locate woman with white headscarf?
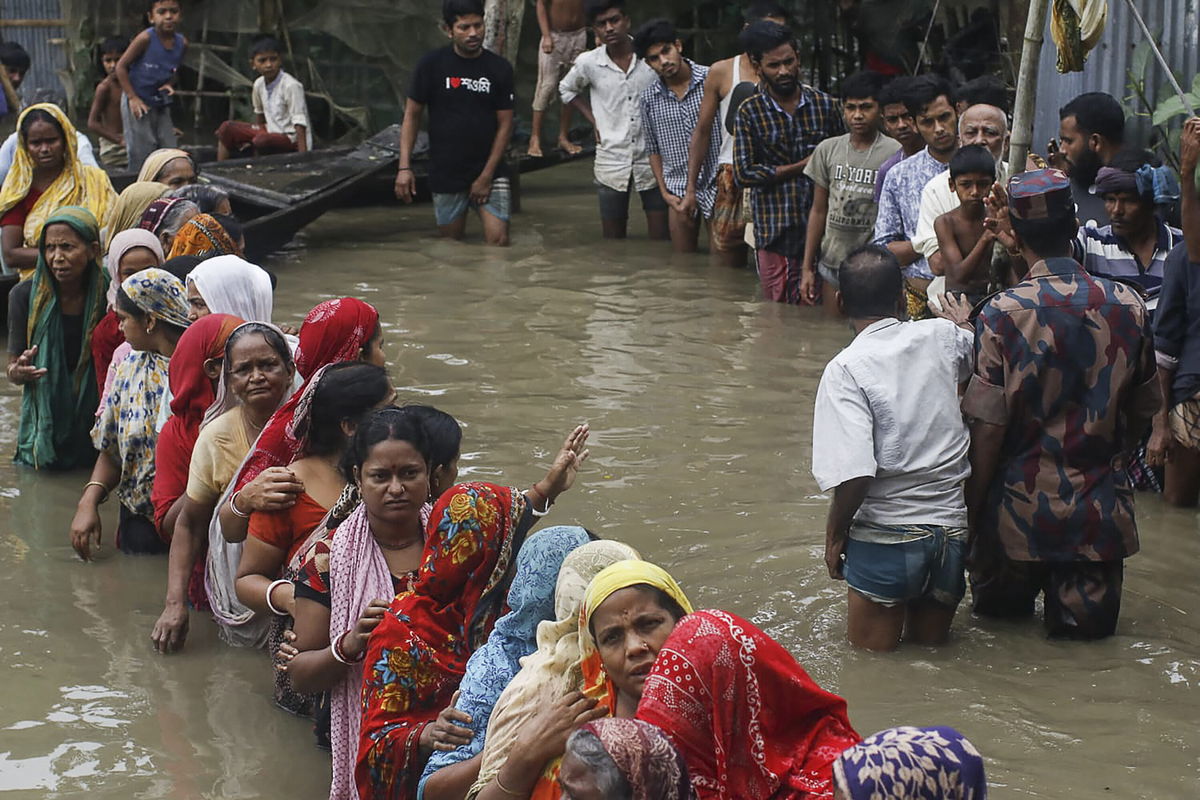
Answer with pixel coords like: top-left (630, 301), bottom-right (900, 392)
top-left (184, 254), bottom-right (275, 323)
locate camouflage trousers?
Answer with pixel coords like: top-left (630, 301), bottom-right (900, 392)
top-left (970, 558), bottom-right (1124, 640)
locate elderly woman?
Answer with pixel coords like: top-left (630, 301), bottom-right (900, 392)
top-left (152, 322), bottom-right (296, 653)
top-left (139, 196), bottom-right (199, 255)
top-left (833, 727), bottom-right (987, 800)
top-left (70, 268), bottom-right (190, 558)
top-left (637, 610), bottom-right (861, 800)
top-left (0, 104), bottom-right (115, 279)
top-left (465, 560), bottom-right (692, 800)
top-left (6, 206), bottom-right (108, 470)
top-left (138, 147), bottom-right (197, 189)
top-left (560, 719), bottom-right (694, 800)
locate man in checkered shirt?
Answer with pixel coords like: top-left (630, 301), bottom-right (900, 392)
top-left (732, 20), bottom-right (844, 304)
top-left (634, 19), bottom-right (721, 253)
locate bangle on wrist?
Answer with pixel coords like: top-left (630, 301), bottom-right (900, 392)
top-left (494, 770), bottom-right (524, 798)
top-left (331, 631), bottom-right (363, 665)
top-left (397, 166), bottom-right (413, 172)
top-left (528, 483), bottom-right (552, 516)
top-left (84, 480), bottom-right (110, 504)
top-left (228, 490), bottom-right (251, 518)
top-left (265, 578), bottom-right (291, 616)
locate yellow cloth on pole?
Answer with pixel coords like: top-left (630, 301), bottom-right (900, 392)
top-left (1052, 0), bottom-right (1108, 73)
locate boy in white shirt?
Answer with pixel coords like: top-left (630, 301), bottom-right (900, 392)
top-left (216, 37), bottom-right (310, 160)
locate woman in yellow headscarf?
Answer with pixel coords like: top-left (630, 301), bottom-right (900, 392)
top-left (102, 180), bottom-right (169, 251)
top-left (465, 560), bottom-right (693, 800)
top-left (0, 104), bottom-right (116, 280)
top-left (137, 148), bottom-right (196, 189)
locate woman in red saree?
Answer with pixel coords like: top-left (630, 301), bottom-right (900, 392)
top-left (355, 482), bottom-right (529, 800)
top-left (637, 610), bottom-right (861, 800)
top-left (150, 313), bottom-right (243, 613)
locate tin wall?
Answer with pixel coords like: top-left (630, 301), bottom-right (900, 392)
top-left (1032, 0), bottom-right (1200, 150)
top-left (1, 0), bottom-right (69, 108)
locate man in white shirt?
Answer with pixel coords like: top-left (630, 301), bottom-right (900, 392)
top-left (559, 0), bottom-right (667, 240)
top-left (812, 243), bottom-right (974, 652)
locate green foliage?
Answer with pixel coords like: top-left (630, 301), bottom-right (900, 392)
top-left (1123, 37), bottom-right (1193, 171)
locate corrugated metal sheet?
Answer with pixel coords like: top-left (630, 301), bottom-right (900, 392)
top-left (1033, 0), bottom-right (1200, 149)
top-left (0, 0), bottom-right (69, 108)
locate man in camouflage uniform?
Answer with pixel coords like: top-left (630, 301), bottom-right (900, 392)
top-left (957, 169), bottom-right (1160, 639)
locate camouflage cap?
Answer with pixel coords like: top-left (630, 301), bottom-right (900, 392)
top-left (1007, 168), bottom-right (1074, 220)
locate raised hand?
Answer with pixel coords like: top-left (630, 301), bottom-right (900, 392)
top-left (536, 423), bottom-right (591, 503)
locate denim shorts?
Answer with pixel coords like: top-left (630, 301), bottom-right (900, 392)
top-left (432, 177), bottom-right (512, 225)
top-left (842, 522), bottom-right (967, 608)
top-left (596, 181), bottom-right (668, 221)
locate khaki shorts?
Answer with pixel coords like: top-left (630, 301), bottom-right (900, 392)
top-left (711, 164), bottom-right (746, 253)
top-left (533, 29), bottom-right (588, 111)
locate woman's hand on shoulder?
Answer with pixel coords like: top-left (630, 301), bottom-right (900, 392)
top-left (241, 467), bottom-right (304, 512)
top-left (537, 423), bottom-right (590, 503)
top-left (420, 690), bottom-right (475, 755)
top-left (7, 347), bottom-right (47, 385)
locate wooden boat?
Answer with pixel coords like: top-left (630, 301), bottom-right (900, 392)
top-left (107, 125), bottom-right (593, 260)
top-left (1, 128), bottom-right (593, 305)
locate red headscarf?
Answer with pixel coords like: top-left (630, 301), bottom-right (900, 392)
top-left (295, 296), bottom-right (380, 379)
top-left (231, 297), bottom-right (380, 494)
top-left (356, 482), bottom-right (528, 800)
top-left (151, 313), bottom-right (243, 608)
top-left (637, 610), bottom-right (860, 800)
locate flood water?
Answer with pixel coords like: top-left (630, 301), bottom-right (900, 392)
top-left (1, 159), bottom-right (1198, 798)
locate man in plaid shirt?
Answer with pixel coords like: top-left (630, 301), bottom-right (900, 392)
top-left (733, 20), bottom-right (844, 304)
top-left (635, 18), bottom-right (720, 253)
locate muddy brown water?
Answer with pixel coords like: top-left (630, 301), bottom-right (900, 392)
top-left (1, 160), bottom-right (1197, 798)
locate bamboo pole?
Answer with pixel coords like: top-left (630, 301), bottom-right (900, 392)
top-left (1121, 0), bottom-right (1197, 117)
top-left (1007, 0), bottom-right (1051, 172)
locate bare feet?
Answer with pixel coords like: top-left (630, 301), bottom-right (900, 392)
top-left (557, 136), bottom-right (582, 156)
top-left (527, 138), bottom-right (545, 158)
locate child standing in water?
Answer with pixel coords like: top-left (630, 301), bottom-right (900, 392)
top-left (116, 0), bottom-right (187, 174)
top-left (88, 36), bottom-right (130, 169)
top-left (933, 144), bottom-right (998, 304)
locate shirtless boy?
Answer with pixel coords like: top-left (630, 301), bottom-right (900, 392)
top-left (933, 144), bottom-right (997, 303)
top-left (88, 36), bottom-right (129, 169)
top-left (529, 0), bottom-right (587, 157)
top-left (680, 1), bottom-right (788, 267)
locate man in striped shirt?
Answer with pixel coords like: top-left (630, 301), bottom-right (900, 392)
top-left (635, 19), bottom-right (720, 253)
top-left (1075, 148), bottom-right (1183, 310)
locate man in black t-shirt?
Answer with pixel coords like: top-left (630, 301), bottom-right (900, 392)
top-left (395, 0), bottom-right (516, 245)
